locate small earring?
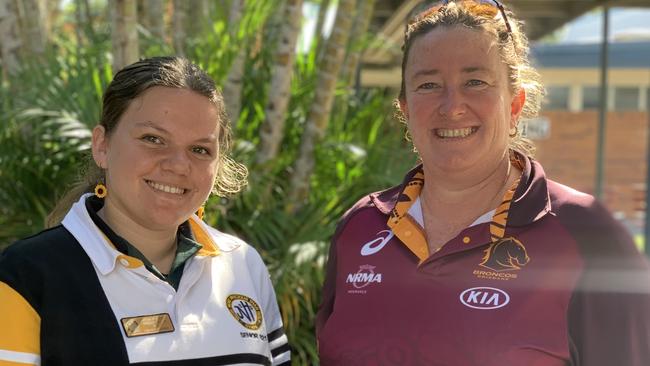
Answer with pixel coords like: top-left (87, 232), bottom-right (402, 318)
top-left (196, 206), bottom-right (205, 220)
top-left (509, 125), bottom-right (518, 138)
top-left (94, 183), bottom-right (107, 198)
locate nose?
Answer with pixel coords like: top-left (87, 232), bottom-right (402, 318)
top-left (161, 148), bottom-right (191, 176)
top-left (438, 87), bottom-right (467, 119)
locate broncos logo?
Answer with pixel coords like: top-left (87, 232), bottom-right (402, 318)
top-left (479, 237), bottom-right (530, 272)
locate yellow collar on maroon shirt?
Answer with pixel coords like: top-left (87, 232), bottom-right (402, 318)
top-left (387, 158), bottom-right (523, 262)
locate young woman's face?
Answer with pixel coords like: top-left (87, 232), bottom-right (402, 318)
top-left (400, 26), bottom-right (523, 177)
top-left (92, 86), bottom-right (220, 231)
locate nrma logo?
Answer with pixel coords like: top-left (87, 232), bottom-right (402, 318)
top-left (459, 287), bottom-right (510, 310)
top-left (346, 265), bottom-right (382, 289)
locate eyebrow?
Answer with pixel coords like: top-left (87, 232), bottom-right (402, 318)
top-left (134, 121), bottom-right (217, 144)
top-left (411, 66), bottom-right (492, 79)
top-left (134, 121), bottom-right (167, 133)
top-left (461, 66), bottom-right (492, 74)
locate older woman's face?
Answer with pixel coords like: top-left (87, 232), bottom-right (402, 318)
top-left (401, 26), bottom-right (523, 177)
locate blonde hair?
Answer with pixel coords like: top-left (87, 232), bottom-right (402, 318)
top-left (396, 0), bottom-right (545, 156)
top-left (46, 57), bottom-right (248, 227)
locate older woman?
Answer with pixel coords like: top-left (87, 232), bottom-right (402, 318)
top-left (0, 57), bottom-right (290, 365)
top-left (316, 1), bottom-right (650, 365)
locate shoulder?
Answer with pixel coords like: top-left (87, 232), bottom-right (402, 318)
top-left (342, 191), bottom-right (384, 222)
top-left (203, 224), bottom-right (249, 252)
top-left (334, 186), bottom-right (397, 238)
top-left (0, 226), bottom-right (83, 311)
top-left (547, 180), bottom-right (645, 265)
top-left (547, 180), bottom-right (617, 232)
top-left (344, 183), bottom-right (402, 224)
top-left (547, 180), bottom-right (596, 212)
top-left (202, 224), bottom-right (268, 268)
top-left (1, 225), bottom-right (79, 266)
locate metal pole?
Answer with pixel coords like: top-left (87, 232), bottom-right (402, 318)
top-left (595, 5), bottom-right (609, 200)
top-left (646, 87), bottom-right (650, 256)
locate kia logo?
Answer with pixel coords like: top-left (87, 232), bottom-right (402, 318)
top-left (459, 287), bottom-right (510, 310)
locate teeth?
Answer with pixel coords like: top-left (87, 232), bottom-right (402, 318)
top-left (147, 180), bottom-right (185, 195)
top-left (435, 127), bottom-right (476, 138)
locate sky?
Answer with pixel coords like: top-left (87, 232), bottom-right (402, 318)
top-left (549, 7), bottom-right (650, 44)
top-left (300, 4), bottom-right (650, 50)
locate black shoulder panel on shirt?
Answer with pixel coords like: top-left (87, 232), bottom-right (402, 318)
top-left (1, 226), bottom-right (80, 311)
top-left (0, 226), bottom-right (130, 365)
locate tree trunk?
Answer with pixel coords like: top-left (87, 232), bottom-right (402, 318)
top-left (255, 0), bottom-right (303, 165)
top-left (187, 0), bottom-right (210, 39)
top-left (18, 0), bottom-right (46, 58)
top-left (41, 0), bottom-right (58, 41)
top-left (139, 0), bottom-right (165, 40)
top-left (111, 0), bottom-right (139, 72)
top-left (0, 0), bottom-right (21, 75)
top-left (289, 0), bottom-right (356, 205)
top-left (222, 0), bottom-right (245, 122)
top-left (341, 0), bottom-right (376, 89)
top-left (172, 0), bottom-right (187, 55)
top-left (314, 0), bottom-right (330, 59)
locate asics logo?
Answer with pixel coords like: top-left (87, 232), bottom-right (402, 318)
top-left (360, 230), bottom-right (394, 256)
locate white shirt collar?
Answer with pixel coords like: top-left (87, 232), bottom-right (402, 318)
top-left (407, 196), bottom-right (495, 228)
top-left (61, 193), bottom-right (241, 275)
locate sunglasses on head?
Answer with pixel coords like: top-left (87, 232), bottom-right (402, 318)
top-left (441, 0), bottom-right (513, 31)
top-left (438, 0), bottom-right (517, 53)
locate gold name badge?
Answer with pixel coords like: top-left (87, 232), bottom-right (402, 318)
top-left (121, 313), bottom-right (175, 338)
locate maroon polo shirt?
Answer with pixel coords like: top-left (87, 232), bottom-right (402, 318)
top-left (316, 155), bottom-right (650, 366)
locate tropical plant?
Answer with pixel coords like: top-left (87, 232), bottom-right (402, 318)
top-left (0, 1), bottom-right (415, 364)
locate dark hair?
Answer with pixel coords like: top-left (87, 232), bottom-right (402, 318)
top-left (396, 0), bottom-right (544, 155)
top-left (47, 56), bottom-right (247, 226)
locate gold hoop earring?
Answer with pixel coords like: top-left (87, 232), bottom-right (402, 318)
top-left (196, 206), bottom-right (205, 220)
top-left (94, 183), bottom-right (107, 198)
top-left (509, 125), bottom-right (518, 138)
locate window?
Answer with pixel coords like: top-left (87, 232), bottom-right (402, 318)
top-left (544, 86), bottom-right (569, 110)
top-left (614, 87), bottom-right (639, 111)
top-left (582, 86), bottom-right (601, 110)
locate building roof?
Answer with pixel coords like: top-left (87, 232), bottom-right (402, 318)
top-left (531, 41), bottom-right (650, 68)
top-left (365, 0), bottom-right (650, 67)
top-left (361, 1), bottom-right (650, 87)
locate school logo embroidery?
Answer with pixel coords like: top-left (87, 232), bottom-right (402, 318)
top-left (460, 287), bottom-right (510, 310)
top-left (346, 265), bottom-right (383, 294)
top-left (360, 230), bottom-right (394, 256)
top-left (226, 294), bottom-right (263, 330)
top-left (479, 237), bottom-right (530, 272)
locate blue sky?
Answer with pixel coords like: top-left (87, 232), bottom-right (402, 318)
top-left (552, 7), bottom-right (650, 44)
top-left (299, 4), bottom-right (650, 48)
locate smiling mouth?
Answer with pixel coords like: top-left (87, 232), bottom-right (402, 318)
top-left (145, 180), bottom-right (187, 195)
top-left (434, 127), bottom-right (478, 139)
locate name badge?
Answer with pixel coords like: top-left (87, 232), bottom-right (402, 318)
top-left (121, 313), bottom-right (175, 337)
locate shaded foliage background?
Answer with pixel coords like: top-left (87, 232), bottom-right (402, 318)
top-left (0, 1), bottom-right (415, 363)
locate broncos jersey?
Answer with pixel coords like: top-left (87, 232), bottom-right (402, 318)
top-left (0, 194), bottom-right (290, 366)
top-left (316, 153), bottom-right (650, 366)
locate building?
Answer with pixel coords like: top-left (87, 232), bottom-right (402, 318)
top-left (530, 41), bottom-right (650, 234)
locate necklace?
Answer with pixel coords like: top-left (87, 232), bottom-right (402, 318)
top-left (420, 159), bottom-right (516, 253)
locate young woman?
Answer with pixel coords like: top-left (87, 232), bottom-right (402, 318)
top-left (316, 1), bottom-right (650, 365)
top-left (0, 57), bottom-right (290, 366)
